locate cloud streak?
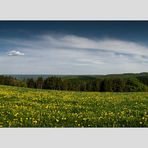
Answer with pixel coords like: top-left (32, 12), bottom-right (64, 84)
top-left (0, 34), bottom-right (148, 74)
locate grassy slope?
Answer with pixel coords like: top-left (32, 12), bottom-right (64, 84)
top-left (0, 85), bottom-right (148, 127)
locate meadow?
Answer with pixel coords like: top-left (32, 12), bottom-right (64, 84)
top-left (0, 85), bottom-right (148, 127)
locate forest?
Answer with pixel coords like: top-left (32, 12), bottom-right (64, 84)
top-left (0, 73), bottom-right (148, 92)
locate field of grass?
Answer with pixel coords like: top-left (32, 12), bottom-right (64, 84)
top-left (0, 85), bottom-right (148, 127)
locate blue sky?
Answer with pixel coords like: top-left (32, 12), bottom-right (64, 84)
top-left (0, 21), bottom-right (148, 74)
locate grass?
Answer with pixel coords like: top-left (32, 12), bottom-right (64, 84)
top-left (0, 85), bottom-right (148, 127)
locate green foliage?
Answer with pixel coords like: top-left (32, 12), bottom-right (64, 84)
top-left (36, 77), bottom-right (44, 89)
top-left (26, 78), bottom-right (36, 88)
top-left (124, 78), bottom-right (148, 92)
top-left (0, 74), bottom-right (148, 92)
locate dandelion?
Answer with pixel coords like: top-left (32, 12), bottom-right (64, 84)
top-left (14, 113), bottom-right (19, 117)
top-left (56, 119), bottom-right (59, 122)
top-left (62, 118), bottom-right (66, 120)
top-left (45, 105), bottom-right (48, 109)
top-left (83, 118), bottom-right (87, 121)
top-left (33, 121), bottom-right (37, 124)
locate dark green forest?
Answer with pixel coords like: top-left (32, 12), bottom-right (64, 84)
top-left (0, 73), bottom-right (148, 92)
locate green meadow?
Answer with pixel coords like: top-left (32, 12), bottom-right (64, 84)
top-left (0, 85), bottom-right (148, 127)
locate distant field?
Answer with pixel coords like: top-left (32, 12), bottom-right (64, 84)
top-left (0, 85), bottom-right (148, 127)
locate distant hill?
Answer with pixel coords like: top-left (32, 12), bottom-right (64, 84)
top-left (3, 72), bottom-right (148, 80)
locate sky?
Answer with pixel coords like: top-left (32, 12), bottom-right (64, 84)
top-left (0, 21), bottom-right (148, 75)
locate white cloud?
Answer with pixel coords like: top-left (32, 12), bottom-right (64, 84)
top-left (7, 50), bottom-right (25, 56)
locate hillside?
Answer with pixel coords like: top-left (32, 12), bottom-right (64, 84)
top-left (0, 85), bottom-right (148, 127)
top-left (4, 72), bottom-right (148, 80)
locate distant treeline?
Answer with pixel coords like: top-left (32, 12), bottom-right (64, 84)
top-left (0, 73), bottom-right (148, 92)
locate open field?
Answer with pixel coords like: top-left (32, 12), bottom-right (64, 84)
top-left (0, 85), bottom-right (148, 127)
